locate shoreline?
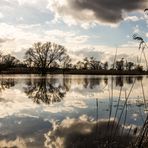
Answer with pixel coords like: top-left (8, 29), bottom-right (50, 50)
top-left (0, 68), bottom-right (148, 75)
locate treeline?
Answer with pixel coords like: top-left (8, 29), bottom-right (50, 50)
top-left (0, 41), bottom-right (146, 74)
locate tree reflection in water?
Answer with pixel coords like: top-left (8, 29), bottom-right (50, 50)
top-left (0, 78), bottom-right (16, 92)
top-left (23, 75), bottom-right (144, 105)
top-left (115, 76), bottom-right (143, 87)
top-left (83, 77), bottom-right (103, 89)
top-left (44, 75), bottom-right (148, 148)
top-left (24, 76), bottom-right (71, 105)
top-left (0, 75), bottom-right (147, 147)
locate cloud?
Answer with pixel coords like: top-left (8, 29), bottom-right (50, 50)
top-left (68, 42), bottom-right (142, 65)
top-left (0, 23), bottom-right (44, 54)
top-left (45, 29), bottom-right (89, 44)
top-left (44, 115), bottom-right (135, 148)
top-left (0, 38), bottom-right (14, 43)
top-left (47, 0), bottom-right (147, 27)
top-left (0, 0), bottom-right (48, 9)
top-left (0, 22), bottom-right (90, 57)
top-left (0, 137), bottom-right (27, 148)
top-left (0, 22), bottom-right (143, 65)
top-left (0, 12), bottom-right (4, 19)
top-left (124, 16), bottom-right (139, 22)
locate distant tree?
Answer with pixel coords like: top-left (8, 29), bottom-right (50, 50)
top-left (135, 64), bottom-right (143, 72)
top-left (82, 57), bottom-right (103, 70)
top-left (125, 61), bottom-right (134, 71)
top-left (115, 58), bottom-right (124, 71)
top-left (24, 54), bottom-right (33, 68)
top-left (89, 57), bottom-right (101, 70)
top-left (50, 61), bottom-right (60, 68)
top-left (0, 52), bottom-right (2, 60)
top-left (103, 62), bottom-right (108, 70)
top-left (0, 52), bottom-right (3, 66)
top-left (75, 57), bottom-right (104, 70)
top-left (2, 54), bottom-right (20, 68)
top-left (76, 61), bottom-right (84, 69)
top-left (25, 42), bottom-right (68, 73)
top-left (83, 57), bottom-right (89, 69)
top-left (62, 55), bottom-right (72, 69)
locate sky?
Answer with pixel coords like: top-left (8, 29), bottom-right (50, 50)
top-left (0, 0), bottom-right (148, 63)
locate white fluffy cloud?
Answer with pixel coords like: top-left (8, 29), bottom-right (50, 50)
top-left (0, 23), bottom-right (90, 58)
top-left (124, 16), bottom-right (139, 22)
top-left (0, 22), bottom-right (143, 64)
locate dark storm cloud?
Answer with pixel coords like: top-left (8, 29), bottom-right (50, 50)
top-left (62, 0), bottom-right (147, 23)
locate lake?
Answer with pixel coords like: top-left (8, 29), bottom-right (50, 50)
top-left (0, 75), bottom-right (148, 148)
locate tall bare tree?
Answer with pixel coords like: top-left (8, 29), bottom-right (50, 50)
top-left (25, 42), bottom-right (68, 72)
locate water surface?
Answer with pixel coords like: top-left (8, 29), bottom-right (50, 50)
top-left (0, 75), bottom-right (147, 148)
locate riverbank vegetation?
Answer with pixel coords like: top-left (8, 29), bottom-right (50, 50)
top-left (0, 40), bottom-right (147, 74)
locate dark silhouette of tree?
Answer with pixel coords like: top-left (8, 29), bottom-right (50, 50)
top-left (135, 64), bottom-right (144, 72)
top-left (62, 55), bottom-right (72, 69)
top-left (83, 57), bottom-right (89, 69)
top-left (24, 77), bottom-right (69, 105)
top-left (89, 57), bottom-right (102, 70)
top-left (0, 52), bottom-right (3, 69)
top-left (103, 62), bottom-right (108, 70)
top-left (75, 57), bottom-right (103, 70)
top-left (0, 52), bottom-right (2, 62)
top-left (115, 58), bottom-right (124, 71)
top-left (25, 42), bottom-right (68, 73)
top-left (1, 54), bottom-right (20, 68)
top-left (125, 61), bottom-right (134, 71)
top-left (75, 61), bottom-right (84, 69)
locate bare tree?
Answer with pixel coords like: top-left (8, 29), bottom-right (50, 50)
top-left (62, 55), bottom-right (72, 69)
top-left (2, 54), bottom-right (20, 68)
top-left (25, 42), bottom-right (68, 73)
